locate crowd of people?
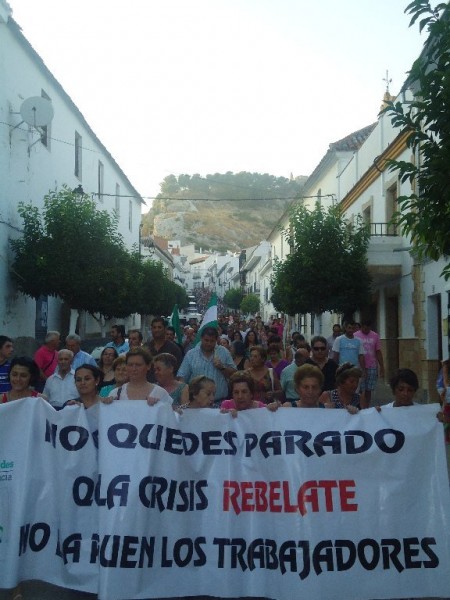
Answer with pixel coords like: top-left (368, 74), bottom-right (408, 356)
top-left (0, 315), bottom-right (449, 435)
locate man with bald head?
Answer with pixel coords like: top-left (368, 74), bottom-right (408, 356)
top-left (280, 348), bottom-right (311, 402)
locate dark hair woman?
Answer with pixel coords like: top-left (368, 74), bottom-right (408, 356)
top-left (70, 364), bottom-right (104, 409)
top-left (153, 352), bottom-right (189, 406)
top-left (1, 356), bottom-right (42, 403)
top-left (319, 362), bottom-right (362, 413)
top-left (244, 345), bottom-right (283, 404)
top-left (388, 368), bottom-right (419, 407)
top-left (231, 341), bottom-right (246, 371)
top-left (98, 347), bottom-right (118, 389)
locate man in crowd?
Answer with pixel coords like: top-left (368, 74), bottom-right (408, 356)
top-left (145, 317), bottom-right (183, 382)
top-left (34, 330), bottom-right (60, 390)
top-left (177, 326), bottom-right (236, 404)
top-left (182, 326), bottom-right (196, 354)
top-left (355, 319), bottom-right (385, 406)
top-left (43, 349), bottom-right (78, 409)
top-left (238, 320), bottom-right (248, 339)
top-left (128, 329), bottom-right (143, 349)
top-left (0, 335), bottom-right (14, 394)
top-left (327, 324), bottom-right (342, 359)
top-left (280, 348), bottom-right (311, 403)
top-left (106, 325), bottom-right (129, 354)
top-left (332, 322), bottom-right (365, 373)
top-left (166, 326), bottom-right (184, 356)
top-left (65, 334), bottom-right (97, 370)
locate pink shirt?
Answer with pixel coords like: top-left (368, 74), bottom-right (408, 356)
top-left (274, 323), bottom-right (284, 337)
top-left (354, 330), bottom-right (381, 369)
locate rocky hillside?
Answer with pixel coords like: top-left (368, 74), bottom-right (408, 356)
top-left (141, 173), bottom-right (307, 251)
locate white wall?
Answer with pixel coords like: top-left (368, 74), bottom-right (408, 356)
top-left (0, 14), bottom-right (142, 338)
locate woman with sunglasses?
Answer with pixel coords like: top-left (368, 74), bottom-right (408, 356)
top-left (309, 335), bottom-right (338, 391)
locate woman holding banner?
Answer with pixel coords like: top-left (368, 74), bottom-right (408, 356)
top-left (318, 362), bottom-right (361, 414)
top-left (64, 363), bottom-right (104, 409)
top-left (282, 364), bottom-right (325, 409)
top-left (386, 368), bottom-right (419, 407)
top-left (220, 372), bottom-right (266, 415)
top-left (0, 356), bottom-right (42, 403)
top-left (108, 347), bottom-right (172, 405)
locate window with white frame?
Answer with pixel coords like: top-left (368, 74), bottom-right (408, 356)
top-left (128, 199), bottom-right (132, 231)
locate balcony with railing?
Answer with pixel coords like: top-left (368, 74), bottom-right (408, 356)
top-left (367, 222), bottom-right (403, 285)
top-left (369, 222), bottom-right (398, 236)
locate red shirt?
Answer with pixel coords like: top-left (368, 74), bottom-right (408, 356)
top-left (33, 345), bottom-right (58, 378)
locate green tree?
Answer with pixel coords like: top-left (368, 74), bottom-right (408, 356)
top-left (134, 259), bottom-right (166, 316)
top-left (10, 187), bottom-right (140, 319)
top-left (134, 257), bottom-right (188, 317)
top-left (9, 187), bottom-right (186, 326)
top-left (271, 202), bottom-right (371, 319)
top-left (159, 174), bottom-right (180, 195)
top-left (174, 283), bottom-right (189, 310)
top-left (240, 293), bottom-right (260, 315)
top-left (382, 1), bottom-right (450, 278)
top-left (223, 288), bottom-right (244, 310)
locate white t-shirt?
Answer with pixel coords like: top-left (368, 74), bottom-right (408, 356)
top-left (108, 382), bottom-right (172, 405)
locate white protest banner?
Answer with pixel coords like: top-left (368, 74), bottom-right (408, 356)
top-left (1, 398), bottom-right (449, 600)
top-left (0, 398), bottom-right (98, 592)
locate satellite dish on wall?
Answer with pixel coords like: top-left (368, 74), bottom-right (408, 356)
top-left (20, 96), bottom-right (54, 127)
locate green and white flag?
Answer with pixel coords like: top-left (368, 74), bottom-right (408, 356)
top-left (195, 293), bottom-right (218, 344)
top-left (168, 304), bottom-right (183, 345)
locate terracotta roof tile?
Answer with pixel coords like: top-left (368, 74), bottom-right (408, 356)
top-left (330, 122), bottom-right (377, 152)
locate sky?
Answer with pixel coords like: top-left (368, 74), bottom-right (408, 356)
top-left (9, 0), bottom-right (434, 212)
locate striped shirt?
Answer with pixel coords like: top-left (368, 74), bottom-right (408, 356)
top-left (177, 344), bottom-right (236, 401)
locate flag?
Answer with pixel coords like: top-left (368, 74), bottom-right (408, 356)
top-left (168, 304), bottom-right (183, 345)
top-left (195, 293), bottom-right (218, 344)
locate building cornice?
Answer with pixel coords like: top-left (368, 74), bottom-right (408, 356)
top-left (340, 129), bottom-right (411, 211)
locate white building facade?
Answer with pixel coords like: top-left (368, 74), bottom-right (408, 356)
top-left (260, 92), bottom-right (448, 401)
top-left (337, 91), bottom-right (449, 401)
top-left (0, 5), bottom-right (142, 340)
